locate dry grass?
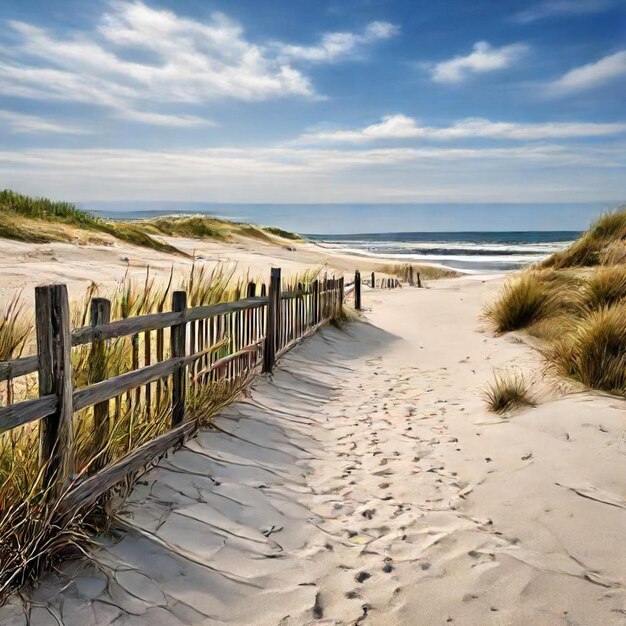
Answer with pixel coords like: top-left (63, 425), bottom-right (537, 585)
top-left (482, 369), bottom-right (535, 414)
top-left (0, 190), bottom-right (301, 255)
top-left (379, 262), bottom-right (458, 281)
top-left (547, 304), bottom-right (626, 396)
top-left (541, 208), bottom-right (626, 269)
top-left (485, 207), bottom-right (626, 398)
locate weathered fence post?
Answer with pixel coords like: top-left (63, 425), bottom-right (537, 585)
top-left (355, 270), bottom-right (362, 310)
top-left (417, 272), bottom-right (422, 288)
top-left (312, 279), bottom-right (319, 325)
top-left (171, 290), bottom-right (187, 428)
top-left (90, 297), bottom-right (111, 470)
top-left (36, 283), bottom-right (75, 497)
top-left (371, 272), bottom-right (375, 289)
top-left (263, 268), bottom-right (281, 373)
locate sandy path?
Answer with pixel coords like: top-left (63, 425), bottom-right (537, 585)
top-left (1, 277), bottom-right (624, 625)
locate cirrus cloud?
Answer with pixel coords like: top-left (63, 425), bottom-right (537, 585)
top-left (295, 114), bottom-right (626, 143)
top-left (429, 41), bottom-right (528, 83)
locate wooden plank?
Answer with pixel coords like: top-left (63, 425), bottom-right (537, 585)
top-left (90, 297), bottom-right (111, 471)
top-left (263, 268), bottom-right (281, 373)
top-left (0, 355), bottom-right (39, 382)
top-left (0, 395), bottom-right (57, 432)
top-left (355, 271), bottom-right (362, 310)
top-left (171, 291), bottom-right (187, 428)
top-left (72, 311), bottom-right (182, 346)
top-left (61, 420), bottom-right (196, 516)
top-left (36, 283), bottom-right (75, 498)
top-left (74, 356), bottom-right (179, 411)
top-left (186, 297), bottom-right (268, 322)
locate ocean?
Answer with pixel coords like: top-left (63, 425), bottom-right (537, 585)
top-left (306, 231), bottom-right (580, 273)
top-left (85, 202), bottom-right (591, 273)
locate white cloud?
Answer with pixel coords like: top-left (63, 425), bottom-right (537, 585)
top-left (115, 110), bottom-right (214, 127)
top-left (296, 114), bottom-right (626, 143)
top-left (430, 41), bottom-right (528, 83)
top-left (0, 1), bottom-right (397, 128)
top-left (548, 50), bottom-right (626, 94)
top-left (514, 0), bottom-right (616, 23)
top-left (0, 143), bottom-right (622, 201)
top-left (275, 20), bottom-right (398, 62)
top-left (0, 110), bottom-right (88, 134)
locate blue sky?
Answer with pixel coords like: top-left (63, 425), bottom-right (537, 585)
top-left (0, 0), bottom-right (625, 218)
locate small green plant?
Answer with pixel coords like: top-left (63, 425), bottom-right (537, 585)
top-left (482, 369), bottom-right (536, 414)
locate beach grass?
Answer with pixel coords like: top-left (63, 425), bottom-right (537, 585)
top-left (0, 190), bottom-right (302, 254)
top-left (485, 206), bottom-right (626, 397)
top-left (482, 369), bottom-right (535, 414)
top-left (378, 262), bottom-right (458, 281)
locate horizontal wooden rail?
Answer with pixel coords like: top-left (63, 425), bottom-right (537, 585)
top-left (61, 420), bottom-right (196, 516)
top-left (0, 394), bottom-right (57, 432)
top-left (72, 311), bottom-right (182, 346)
top-left (73, 345), bottom-right (222, 412)
top-left (0, 355), bottom-right (39, 382)
top-left (186, 296), bottom-right (267, 322)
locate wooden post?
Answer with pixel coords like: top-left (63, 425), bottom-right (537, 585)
top-left (263, 268), bottom-right (281, 373)
top-left (90, 297), bottom-right (111, 470)
top-left (371, 272), bottom-right (375, 289)
top-left (312, 279), bottom-right (319, 325)
top-left (417, 272), bottom-right (422, 288)
top-left (355, 270), bottom-right (362, 310)
top-left (36, 284), bottom-right (75, 497)
top-left (171, 291), bottom-right (187, 428)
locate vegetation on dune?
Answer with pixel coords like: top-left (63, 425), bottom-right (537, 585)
top-left (482, 369), bottom-right (535, 414)
top-left (0, 190), bottom-right (302, 254)
top-left (547, 304), bottom-right (626, 397)
top-left (541, 208), bottom-right (626, 269)
top-left (379, 262), bottom-right (458, 281)
top-left (0, 189), bottom-right (183, 255)
top-left (263, 226), bottom-right (302, 240)
top-left (485, 206), bottom-right (626, 397)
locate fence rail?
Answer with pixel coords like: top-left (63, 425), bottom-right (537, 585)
top-left (0, 269), bottom-right (345, 510)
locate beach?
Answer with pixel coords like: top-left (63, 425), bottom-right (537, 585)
top-left (1, 263), bottom-right (624, 624)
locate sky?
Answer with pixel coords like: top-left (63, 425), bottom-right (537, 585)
top-left (0, 0), bottom-right (625, 228)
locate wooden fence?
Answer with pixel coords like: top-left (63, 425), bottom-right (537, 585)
top-left (0, 269), bottom-right (344, 510)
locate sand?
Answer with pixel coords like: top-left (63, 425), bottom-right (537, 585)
top-left (0, 233), bottom-right (429, 306)
top-left (1, 272), bottom-right (624, 625)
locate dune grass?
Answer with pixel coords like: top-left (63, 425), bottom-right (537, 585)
top-left (541, 208), bottom-right (626, 269)
top-left (482, 369), bottom-right (535, 414)
top-left (378, 262), bottom-right (458, 281)
top-left (0, 190), bottom-right (301, 255)
top-left (547, 304), bottom-right (626, 396)
top-left (263, 226), bottom-right (302, 240)
top-left (485, 207), bottom-right (626, 397)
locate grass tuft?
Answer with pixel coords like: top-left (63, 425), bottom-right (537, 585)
top-left (547, 304), bottom-right (626, 396)
top-left (541, 208), bottom-right (626, 269)
top-left (482, 369), bottom-right (535, 414)
top-left (484, 273), bottom-right (560, 333)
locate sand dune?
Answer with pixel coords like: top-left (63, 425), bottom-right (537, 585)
top-left (1, 276), bottom-right (624, 625)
